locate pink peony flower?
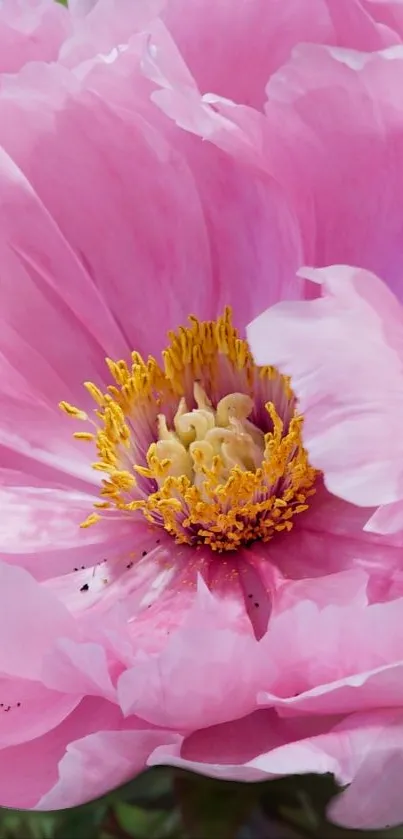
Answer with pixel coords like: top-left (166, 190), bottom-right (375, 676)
top-left (2, 0), bottom-right (403, 826)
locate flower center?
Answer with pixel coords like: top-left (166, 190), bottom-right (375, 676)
top-left (154, 387), bottom-right (265, 484)
top-left (60, 309), bottom-right (316, 552)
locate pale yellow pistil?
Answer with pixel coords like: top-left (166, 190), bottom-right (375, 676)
top-left (152, 386), bottom-right (265, 494)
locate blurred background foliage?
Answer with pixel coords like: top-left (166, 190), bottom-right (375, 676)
top-left (1, 0), bottom-right (402, 836)
top-left (1, 769), bottom-right (403, 838)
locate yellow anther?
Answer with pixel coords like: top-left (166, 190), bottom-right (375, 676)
top-left (80, 513), bottom-right (102, 529)
top-left (59, 401), bottom-right (88, 421)
top-left (83, 382), bottom-right (105, 407)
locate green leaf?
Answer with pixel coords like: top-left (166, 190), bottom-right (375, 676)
top-left (52, 801), bottom-right (108, 839)
top-left (0, 810), bottom-right (58, 839)
top-left (173, 772), bottom-right (260, 839)
top-left (115, 802), bottom-right (182, 839)
top-left (107, 768), bottom-right (173, 808)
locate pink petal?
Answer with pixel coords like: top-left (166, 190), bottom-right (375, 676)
top-left (180, 710), bottom-right (288, 771)
top-left (0, 144), bottom-right (126, 395)
top-left (38, 725), bottom-right (182, 810)
top-left (42, 639), bottom-right (116, 702)
top-left (150, 710), bottom-right (349, 782)
top-left (0, 0), bottom-right (69, 73)
top-left (44, 531), bottom-right (176, 619)
top-left (0, 481), bottom-right (141, 582)
top-left (118, 580), bottom-right (264, 729)
top-left (150, 710), bottom-right (296, 782)
top-left (248, 266), bottom-right (403, 508)
top-left (176, 41), bottom-right (403, 299)
top-left (276, 568), bottom-right (370, 613)
top-left (167, 134), bottom-right (303, 331)
top-left (263, 662), bottom-right (403, 718)
top-left (325, 0), bottom-right (401, 46)
top-left (0, 696), bottom-right (126, 809)
top-left (163, 0), bottom-right (337, 110)
top-left (0, 677), bottom-right (80, 750)
top-left (365, 500), bottom-right (403, 536)
top-left (363, 0), bottom-right (403, 39)
top-left (67, 0), bottom-right (396, 112)
top-left (235, 550), bottom-right (276, 638)
top-left (0, 49), bottom-right (301, 374)
top-left (258, 486), bottom-right (403, 586)
top-left (259, 591), bottom-right (403, 715)
top-left (263, 44), bottom-right (403, 294)
top-left (328, 709), bottom-right (403, 829)
top-left (0, 485), bottom-right (102, 579)
top-left (0, 144), bottom-right (125, 487)
top-left (60, 0), bottom-right (163, 68)
top-left (0, 562), bottom-right (77, 679)
top-left (153, 0), bottom-right (397, 118)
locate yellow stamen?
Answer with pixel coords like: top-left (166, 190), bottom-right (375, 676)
top-left (59, 401), bottom-right (88, 421)
top-left (61, 310), bottom-right (316, 549)
top-left (83, 382), bottom-right (106, 407)
top-left (80, 513), bottom-right (102, 529)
